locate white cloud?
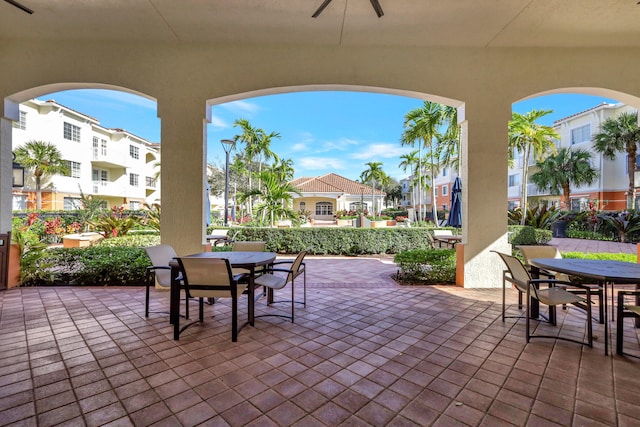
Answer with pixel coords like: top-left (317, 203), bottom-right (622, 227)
top-left (221, 100), bottom-right (261, 116)
top-left (298, 157), bottom-right (347, 171)
top-left (349, 143), bottom-right (410, 160)
top-left (314, 137), bottom-right (360, 153)
top-left (209, 115), bottom-right (230, 129)
top-left (291, 143), bottom-right (307, 151)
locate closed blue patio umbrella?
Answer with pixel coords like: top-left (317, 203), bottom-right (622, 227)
top-left (446, 176), bottom-right (462, 228)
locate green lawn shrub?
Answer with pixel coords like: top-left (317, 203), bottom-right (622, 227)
top-left (561, 251), bottom-right (636, 263)
top-left (234, 227), bottom-right (434, 255)
top-left (508, 225), bottom-right (552, 246)
top-left (394, 249), bottom-right (456, 284)
top-left (21, 246), bottom-right (149, 286)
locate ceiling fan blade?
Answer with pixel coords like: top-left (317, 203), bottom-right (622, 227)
top-left (312, 0), bottom-right (333, 18)
top-left (370, 0), bottom-right (383, 17)
top-left (3, 0), bottom-right (33, 14)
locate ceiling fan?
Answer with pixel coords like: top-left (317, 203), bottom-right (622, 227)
top-left (3, 0), bottom-right (33, 14)
top-left (312, 0), bottom-right (384, 18)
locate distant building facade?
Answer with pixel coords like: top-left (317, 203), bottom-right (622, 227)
top-left (508, 102), bottom-right (638, 212)
top-left (12, 99), bottom-right (160, 211)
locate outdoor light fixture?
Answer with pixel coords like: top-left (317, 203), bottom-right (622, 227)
top-left (221, 139), bottom-right (236, 227)
top-left (12, 153), bottom-right (24, 188)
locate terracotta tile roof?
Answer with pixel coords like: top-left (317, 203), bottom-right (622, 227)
top-left (290, 173), bottom-right (385, 195)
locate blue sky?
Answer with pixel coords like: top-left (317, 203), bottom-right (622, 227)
top-left (39, 90), bottom-right (618, 182)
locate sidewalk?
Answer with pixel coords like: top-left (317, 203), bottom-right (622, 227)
top-left (550, 237), bottom-right (638, 255)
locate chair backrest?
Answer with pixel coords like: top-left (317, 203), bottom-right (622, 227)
top-left (145, 244), bottom-right (178, 287)
top-left (433, 229), bottom-right (453, 236)
top-left (493, 251), bottom-right (535, 296)
top-left (232, 241), bottom-right (266, 252)
top-left (286, 250), bottom-right (308, 283)
top-left (518, 245), bottom-right (561, 264)
top-left (177, 257), bottom-right (236, 298)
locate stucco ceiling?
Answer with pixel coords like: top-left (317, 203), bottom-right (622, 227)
top-left (1, 0), bottom-right (640, 47)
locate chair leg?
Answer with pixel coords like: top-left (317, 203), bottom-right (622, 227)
top-left (525, 289), bottom-right (531, 343)
top-left (145, 279), bottom-right (151, 318)
top-left (585, 292), bottom-right (593, 347)
top-left (291, 278), bottom-right (295, 323)
top-left (502, 277), bottom-right (506, 321)
top-left (598, 290), bottom-right (604, 324)
top-left (199, 298), bottom-right (204, 322)
top-left (617, 292), bottom-right (624, 355)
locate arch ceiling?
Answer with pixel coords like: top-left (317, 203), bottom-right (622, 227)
top-left (1, 0), bottom-right (639, 48)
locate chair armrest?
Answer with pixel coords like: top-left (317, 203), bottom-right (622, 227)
top-left (147, 265), bottom-right (170, 272)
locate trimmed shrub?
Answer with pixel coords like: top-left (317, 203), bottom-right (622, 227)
top-left (22, 246), bottom-right (149, 286)
top-left (508, 225), bottom-right (552, 246)
top-left (394, 249), bottom-right (456, 284)
top-left (233, 227), bottom-right (434, 255)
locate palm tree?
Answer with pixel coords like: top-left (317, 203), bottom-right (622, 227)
top-left (439, 105), bottom-right (461, 175)
top-left (270, 157), bottom-right (295, 182)
top-left (399, 150), bottom-right (419, 220)
top-left (233, 118), bottom-right (262, 213)
top-left (592, 111), bottom-right (640, 210)
top-left (402, 101), bottom-right (446, 223)
top-left (237, 170), bottom-right (301, 226)
top-left (360, 162), bottom-right (385, 219)
top-left (508, 110), bottom-right (559, 225)
top-left (530, 147), bottom-right (599, 210)
top-left (13, 140), bottom-right (70, 210)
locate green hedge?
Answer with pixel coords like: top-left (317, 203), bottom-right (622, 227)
top-left (508, 225), bottom-right (552, 246)
top-left (234, 227), bottom-right (434, 255)
top-left (394, 249), bottom-right (456, 284)
top-left (22, 246), bottom-right (149, 287)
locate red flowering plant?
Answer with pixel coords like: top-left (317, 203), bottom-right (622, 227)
top-left (89, 205), bottom-right (137, 238)
top-left (44, 216), bottom-right (66, 244)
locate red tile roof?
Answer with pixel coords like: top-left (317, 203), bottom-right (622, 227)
top-left (290, 173), bottom-right (385, 195)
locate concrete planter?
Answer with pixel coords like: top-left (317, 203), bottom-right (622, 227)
top-left (336, 219), bottom-right (354, 227)
top-left (370, 220), bottom-right (387, 228)
top-left (8, 243), bottom-right (21, 288)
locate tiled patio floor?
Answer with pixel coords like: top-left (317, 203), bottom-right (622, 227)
top-left (1, 255), bottom-right (639, 426)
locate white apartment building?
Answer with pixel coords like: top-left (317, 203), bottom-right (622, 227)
top-left (12, 99), bottom-right (160, 211)
top-left (508, 102), bottom-right (638, 212)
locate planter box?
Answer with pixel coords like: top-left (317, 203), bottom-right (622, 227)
top-left (370, 220), bottom-right (387, 228)
top-left (8, 243), bottom-right (20, 288)
top-left (336, 219), bottom-right (354, 227)
top-left (386, 220), bottom-right (397, 227)
top-left (63, 232), bottom-right (104, 248)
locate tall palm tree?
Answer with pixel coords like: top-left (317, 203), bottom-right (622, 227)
top-left (360, 162), bottom-right (386, 219)
top-left (439, 105), bottom-right (461, 175)
top-left (402, 101), bottom-right (446, 223)
top-left (13, 140), bottom-right (70, 210)
top-left (508, 110), bottom-right (559, 225)
top-left (237, 170), bottom-right (301, 226)
top-left (399, 151), bottom-right (419, 217)
top-left (530, 147), bottom-right (599, 209)
top-left (270, 157), bottom-right (295, 182)
top-left (592, 111), bottom-right (640, 210)
top-left (233, 118), bottom-right (262, 213)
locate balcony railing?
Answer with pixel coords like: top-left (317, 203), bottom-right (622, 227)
top-left (146, 177), bottom-right (157, 188)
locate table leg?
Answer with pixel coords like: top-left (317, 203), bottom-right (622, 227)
top-left (603, 280), bottom-right (609, 356)
top-left (248, 267), bottom-right (255, 326)
top-left (636, 284), bottom-right (640, 328)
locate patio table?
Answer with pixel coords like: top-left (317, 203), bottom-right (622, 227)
top-left (434, 235), bottom-right (462, 248)
top-left (169, 251), bottom-right (276, 340)
top-left (529, 258), bottom-right (640, 355)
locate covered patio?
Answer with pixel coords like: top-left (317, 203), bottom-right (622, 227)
top-left (1, 255), bottom-right (638, 426)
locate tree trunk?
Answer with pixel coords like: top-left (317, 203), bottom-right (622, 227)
top-left (627, 146), bottom-right (636, 210)
top-left (520, 145), bottom-right (531, 225)
top-left (562, 182), bottom-right (571, 210)
top-left (35, 175), bottom-right (42, 210)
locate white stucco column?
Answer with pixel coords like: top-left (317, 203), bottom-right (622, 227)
top-left (0, 100), bottom-right (19, 234)
top-left (458, 99), bottom-right (512, 288)
top-left (157, 97), bottom-right (208, 256)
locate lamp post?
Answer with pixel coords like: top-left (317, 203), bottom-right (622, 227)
top-left (221, 139), bottom-right (235, 227)
top-left (12, 153), bottom-right (24, 188)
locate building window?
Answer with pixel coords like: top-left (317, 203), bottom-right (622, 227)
top-left (442, 168), bottom-right (448, 177)
top-left (507, 201), bottom-right (520, 210)
top-left (315, 201), bottom-right (333, 216)
top-left (12, 111), bottom-right (27, 130)
top-left (625, 154), bottom-right (640, 173)
top-left (64, 197), bottom-right (82, 210)
top-left (129, 145), bottom-right (139, 159)
top-left (63, 122), bottom-right (81, 142)
top-left (434, 188), bottom-right (438, 197)
top-left (130, 201), bottom-right (140, 210)
top-left (442, 185), bottom-right (448, 196)
top-left (570, 124), bottom-right (590, 145)
top-left (66, 161), bottom-right (81, 179)
top-left (508, 174), bottom-right (520, 187)
top-left (92, 169), bottom-right (108, 182)
top-left (129, 173), bottom-right (139, 186)
top-left (145, 177), bottom-right (157, 188)
top-left (13, 195), bottom-right (27, 210)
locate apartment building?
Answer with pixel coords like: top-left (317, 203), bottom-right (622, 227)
top-left (400, 166), bottom-right (460, 221)
top-left (12, 99), bottom-right (160, 211)
top-left (508, 102), bottom-right (637, 212)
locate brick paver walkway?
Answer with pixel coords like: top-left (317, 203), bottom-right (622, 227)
top-left (0, 240), bottom-right (639, 426)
